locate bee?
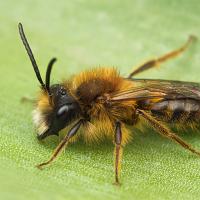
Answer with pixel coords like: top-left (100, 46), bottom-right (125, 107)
top-left (18, 22), bottom-right (200, 185)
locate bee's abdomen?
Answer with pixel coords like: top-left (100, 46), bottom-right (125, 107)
top-left (150, 99), bottom-right (200, 123)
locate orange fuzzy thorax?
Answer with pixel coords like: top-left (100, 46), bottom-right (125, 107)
top-left (63, 67), bottom-right (136, 144)
top-left (68, 67), bottom-right (134, 103)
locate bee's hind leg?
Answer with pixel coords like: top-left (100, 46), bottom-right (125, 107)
top-left (128, 35), bottom-right (197, 78)
top-left (138, 109), bottom-right (200, 157)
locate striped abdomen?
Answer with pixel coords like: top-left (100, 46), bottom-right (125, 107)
top-left (150, 99), bottom-right (200, 124)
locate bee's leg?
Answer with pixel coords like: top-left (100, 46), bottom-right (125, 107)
top-left (36, 119), bottom-right (83, 169)
top-left (138, 109), bottom-right (200, 156)
top-left (113, 121), bottom-right (123, 185)
top-left (21, 96), bottom-right (36, 103)
top-left (128, 35), bottom-right (196, 78)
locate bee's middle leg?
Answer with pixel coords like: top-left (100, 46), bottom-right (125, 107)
top-left (113, 121), bottom-right (123, 185)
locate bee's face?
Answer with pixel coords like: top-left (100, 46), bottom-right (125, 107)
top-left (33, 84), bottom-right (81, 140)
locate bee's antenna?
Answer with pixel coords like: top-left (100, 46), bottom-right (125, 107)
top-left (18, 23), bottom-right (48, 93)
top-left (45, 58), bottom-right (57, 93)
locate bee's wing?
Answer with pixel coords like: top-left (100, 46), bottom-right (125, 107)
top-left (110, 79), bottom-right (200, 102)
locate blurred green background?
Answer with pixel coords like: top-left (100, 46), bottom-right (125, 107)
top-left (1, 0), bottom-right (200, 199)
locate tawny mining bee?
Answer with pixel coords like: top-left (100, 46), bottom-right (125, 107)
top-left (19, 22), bottom-right (200, 185)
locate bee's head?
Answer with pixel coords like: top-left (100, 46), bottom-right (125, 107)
top-left (34, 84), bottom-right (81, 140)
top-left (18, 23), bottom-right (81, 140)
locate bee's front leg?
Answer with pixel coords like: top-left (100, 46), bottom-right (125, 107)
top-left (36, 119), bottom-right (83, 169)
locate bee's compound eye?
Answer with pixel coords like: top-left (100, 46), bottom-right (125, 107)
top-left (60, 88), bottom-right (66, 95)
top-left (57, 105), bottom-right (69, 117)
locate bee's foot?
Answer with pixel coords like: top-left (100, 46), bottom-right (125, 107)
top-left (113, 181), bottom-right (121, 187)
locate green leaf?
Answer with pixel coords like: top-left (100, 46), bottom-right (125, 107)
top-left (1, 0), bottom-right (200, 199)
